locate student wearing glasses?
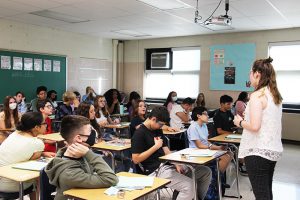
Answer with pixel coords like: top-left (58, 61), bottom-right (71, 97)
top-left (37, 99), bottom-right (57, 156)
top-left (131, 106), bottom-right (211, 200)
top-left (45, 115), bottom-right (118, 200)
top-left (0, 112), bottom-right (47, 198)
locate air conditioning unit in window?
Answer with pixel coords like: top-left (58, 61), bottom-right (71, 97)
top-left (150, 52), bottom-right (170, 69)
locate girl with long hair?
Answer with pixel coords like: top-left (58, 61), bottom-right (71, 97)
top-left (163, 91), bottom-right (177, 113)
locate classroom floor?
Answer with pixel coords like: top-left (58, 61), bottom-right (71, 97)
top-left (24, 144), bottom-right (300, 200)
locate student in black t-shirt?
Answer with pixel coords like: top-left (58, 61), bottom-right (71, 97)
top-left (131, 106), bottom-right (211, 200)
top-left (213, 95), bottom-right (236, 135)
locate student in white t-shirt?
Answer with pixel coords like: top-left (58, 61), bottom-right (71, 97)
top-left (170, 97), bottom-right (193, 129)
top-left (94, 95), bottom-right (115, 127)
top-left (0, 112), bottom-right (46, 199)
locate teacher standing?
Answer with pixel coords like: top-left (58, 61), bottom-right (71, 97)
top-left (234, 57), bottom-right (283, 200)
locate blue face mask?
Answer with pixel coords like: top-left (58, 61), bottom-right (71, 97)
top-left (85, 129), bottom-right (97, 146)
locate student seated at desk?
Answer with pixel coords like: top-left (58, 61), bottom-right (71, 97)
top-left (187, 107), bottom-right (233, 173)
top-left (37, 99), bottom-right (56, 155)
top-left (130, 100), bottom-right (179, 137)
top-left (94, 95), bottom-right (115, 127)
top-left (104, 88), bottom-right (122, 115)
top-left (0, 112), bottom-right (46, 199)
top-left (56, 91), bottom-right (79, 120)
top-left (45, 115), bottom-right (118, 200)
top-left (163, 91), bottom-right (178, 113)
top-left (0, 96), bottom-right (21, 144)
top-left (131, 106), bottom-right (211, 200)
top-left (126, 91), bottom-right (141, 119)
top-left (15, 91), bottom-right (28, 114)
top-left (170, 97), bottom-right (193, 129)
top-left (29, 86), bottom-right (47, 112)
top-left (82, 86), bottom-right (96, 104)
top-left (213, 95), bottom-right (236, 135)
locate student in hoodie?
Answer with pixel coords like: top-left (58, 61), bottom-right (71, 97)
top-left (45, 115), bottom-right (118, 200)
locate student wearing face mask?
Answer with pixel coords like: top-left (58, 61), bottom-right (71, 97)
top-left (45, 115), bottom-right (118, 200)
top-left (163, 91), bottom-right (178, 113)
top-left (0, 96), bottom-right (21, 144)
top-left (15, 91), bottom-right (28, 114)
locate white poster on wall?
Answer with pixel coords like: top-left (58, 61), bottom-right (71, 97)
top-left (44, 60), bottom-right (51, 72)
top-left (34, 59), bottom-right (42, 71)
top-left (24, 58), bottom-right (33, 71)
top-left (13, 57), bottom-right (23, 70)
top-left (53, 60), bottom-right (60, 72)
top-left (1, 56), bottom-right (11, 69)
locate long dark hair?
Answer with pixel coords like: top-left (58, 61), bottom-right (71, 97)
top-left (126, 91), bottom-right (141, 109)
top-left (104, 89), bottom-right (121, 107)
top-left (94, 95), bottom-right (109, 118)
top-left (233, 91), bottom-right (248, 107)
top-left (16, 112), bottom-right (43, 132)
top-left (3, 96), bottom-right (19, 129)
top-left (252, 57), bottom-right (282, 105)
top-left (195, 93), bottom-right (205, 107)
top-left (163, 91), bottom-right (176, 107)
top-left (77, 102), bottom-right (102, 137)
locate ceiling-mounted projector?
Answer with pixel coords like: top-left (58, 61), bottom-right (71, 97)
top-left (204, 15), bottom-right (232, 26)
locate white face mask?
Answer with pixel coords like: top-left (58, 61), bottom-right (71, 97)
top-left (172, 96), bottom-right (177, 102)
top-left (9, 103), bottom-right (17, 110)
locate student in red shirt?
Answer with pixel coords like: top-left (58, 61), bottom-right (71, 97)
top-left (37, 99), bottom-right (56, 156)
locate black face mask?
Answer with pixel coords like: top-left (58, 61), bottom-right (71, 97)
top-left (85, 129), bottom-right (96, 146)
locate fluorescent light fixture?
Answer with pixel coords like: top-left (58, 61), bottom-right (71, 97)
top-left (30, 10), bottom-right (90, 23)
top-left (137, 0), bottom-right (190, 10)
top-left (112, 30), bottom-right (151, 37)
top-left (200, 23), bottom-right (234, 31)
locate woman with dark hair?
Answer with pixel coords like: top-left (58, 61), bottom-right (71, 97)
top-left (130, 100), bottom-right (146, 137)
top-left (76, 102), bottom-right (102, 138)
top-left (0, 96), bottom-right (21, 143)
top-left (194, 92), bottom-right (206, 108)
top-left (0, 112), bottom-right (46, 198)
top-left (104, 89), bottom-right (122, 115)
top-left (234, 57), bottom-right (283, 200)
top-left (126, 91), bottom-right (141, 118)
top-left (233, 91), bottom-right (249, 117)
top-left (163, 91), bottom-right (177, 113)
top-left (47, 89), bottom-right (58, 109)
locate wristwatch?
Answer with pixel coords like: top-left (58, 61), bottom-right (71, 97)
top-left (208, 144), bottom-right (213, 149)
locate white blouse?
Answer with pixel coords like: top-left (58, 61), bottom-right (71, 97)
top-left (238, 88), bottom-right (283, 161)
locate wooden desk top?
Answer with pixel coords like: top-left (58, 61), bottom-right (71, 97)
top-left (0, 128), bottom-right (15, 132)
top-left (159, 149), bottom-right (226, 165)
top-left (0, 164), bottom-right (40, 182)
top-left (104, 122), bottom-right (130, 129)
top-left (208, 133), bottom-right (241, 144)
top-left (64, 172), bottom-right (170, 200)
top-left (92, 140), bottom-right (131, 151)
top-left (37, 132), bottom-right (64, 142)
top-left (163, 129), bottom-right (186, 135)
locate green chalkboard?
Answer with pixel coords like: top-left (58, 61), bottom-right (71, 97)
top-left (0, 50), bottom-right (66, 102)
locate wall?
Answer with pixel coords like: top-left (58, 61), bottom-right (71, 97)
top-left (123, 27), bottom-right (300, 141)
top-left (0, 18), bottom-right (113, 96)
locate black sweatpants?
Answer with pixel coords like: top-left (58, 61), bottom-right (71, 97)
top-left (244, 155), bottom-right (277, 200)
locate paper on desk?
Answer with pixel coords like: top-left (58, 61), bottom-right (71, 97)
top-left (104, 186), bottom-right (119, 195)
top-left (105, 141), bottom-right (126, 147)
top-left (12, 160), bottom-right (48, 171)
top-left (116, 176), bottom-right (154, 189)
top-left (226, 134), bottom-right (242, 139)
top-left (175, 148), bottom-right (218, 157)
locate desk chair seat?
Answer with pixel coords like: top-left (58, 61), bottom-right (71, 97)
top-left (0, 185), bottom-right (33, 200)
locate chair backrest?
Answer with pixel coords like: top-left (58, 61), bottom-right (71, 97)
top-left (40, 168), bottom-right (56, 200)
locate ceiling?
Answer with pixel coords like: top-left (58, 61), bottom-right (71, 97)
top-left (1, 0), bottom-right (300, 40)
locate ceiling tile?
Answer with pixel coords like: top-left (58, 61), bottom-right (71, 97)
top-left (11, 0), bottom-right (62, 9)
top-left (0, 0), bottom-right (42, 13)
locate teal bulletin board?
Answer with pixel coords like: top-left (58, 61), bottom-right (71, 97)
top-left (0, 50), bottom-right (66, 102)
top-left (210, 43), bottom-right (256, 91)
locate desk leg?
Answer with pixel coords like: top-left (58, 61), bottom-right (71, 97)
top-left (165, 136), bottom-right (170, 149)
top-left (185, 164), bottom-right (197, 200)
top-left (231, 144), bottom-right (241, 200)
top-left (19, 182), bottom-right (24, 200)
top-left (216, 158), bottom-right (222, 200)
top-left (55, 142), bottom-right (58, 152)
top-left (156, 189), bottom-right (161, 200)
top-left (107, 151), bottom-right (115, 172)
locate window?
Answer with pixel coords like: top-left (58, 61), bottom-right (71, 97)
top-left (269, 42), bottom-right (300, 104)
top-left (145, 47), bottom-right (200, 98)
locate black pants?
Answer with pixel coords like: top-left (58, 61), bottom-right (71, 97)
top-left (244, 156), bottom-right (277, 200)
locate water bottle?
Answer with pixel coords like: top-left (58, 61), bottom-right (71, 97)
top-left (120, 103), bottom-right (124, 115)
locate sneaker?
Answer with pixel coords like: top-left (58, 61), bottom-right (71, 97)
top-left (239, 165), bottom-right (248, 176)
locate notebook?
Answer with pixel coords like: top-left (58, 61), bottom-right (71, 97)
top-left (12, 160), bottom-right (48, 171)
top-left (225, 134), bottom-right (243, 139)
top-left (176, 148), bottom-right (218, 157)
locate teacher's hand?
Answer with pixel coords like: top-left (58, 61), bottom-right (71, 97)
top-left (233, 115), bottom-right (243, 127)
